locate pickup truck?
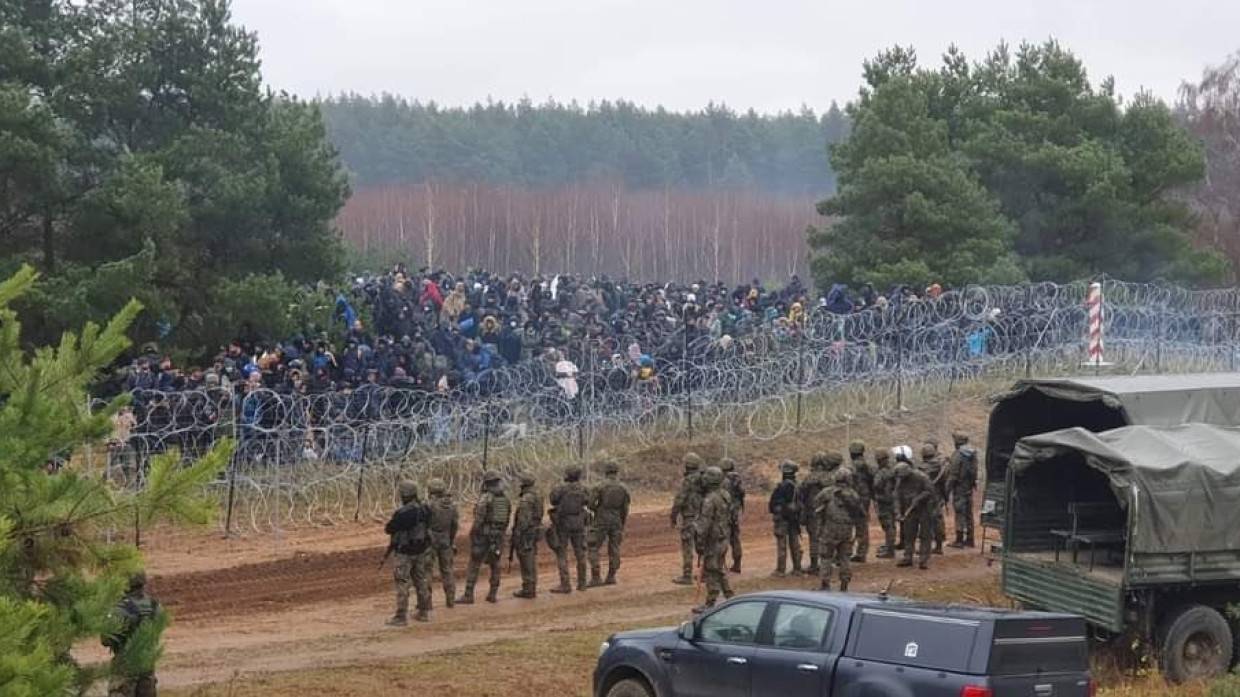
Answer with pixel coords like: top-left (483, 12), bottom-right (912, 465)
top-left (593, 590), bottom-right (1094, 697)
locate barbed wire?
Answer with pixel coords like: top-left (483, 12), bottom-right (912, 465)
top-left (93, 280), bottom-right (1240, 538)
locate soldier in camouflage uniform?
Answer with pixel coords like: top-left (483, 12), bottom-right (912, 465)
top-left (946, 435), bottom-right (978, 549)
top-left (719, 457), bottom-right (745, 573)
top-left (768, 460), bottom-right (803, 576)
top-left (796, 452), bottom-right (830, 574)
top-left (847, 440), bottom-right (874, 563)
top-left (694, 466), bottom-right (734, 612)
top-left (918, 442), bottom-right (948, 555)
top-left (102, 572), bottom-right (160, 697)
top-left (814, 468), bottom-right (865, 591)
top-left (458, 471), bottom-right (511, 604)
top-left (512, 472), bottom-right (544, 598)
top-left (588, 459), bottom-right (631, 586)
top-left (427, 478), bottom-right (459, 608)
top-left (549, 464), bottom-right (591, 593)
top-left (385, 480), bottom-right (433, 625)
top-left (870, 449), bottom-right (898, 558)
top-left (670, 452), bottom-right (705, 584)
top-left (893, 447), bottom-right (936, 570)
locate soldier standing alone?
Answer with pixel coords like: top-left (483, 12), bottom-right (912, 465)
top-left (384, 480), bottom-right (432, 625)
top-left (457, 471), bottom-right (511, 604)
top-left (720, 457), bottom-right (745, 573)
top-left (588, 459), bottom-right (630, 586)
top-left (670, 453), bottom-right (705, 585)
top-left (946, 436), bottom-right (978, 549)
top-left (694, 466), bottom-right (734, 612)
top-left (870, 449), bottom-right (897, 558)
top-left (893, 446), bottom-right (936, 570)
top-left (814, 468), bottom-right (864, 591)
top-left (512, 472), bottom-right (544, 598)
top-left (797, 453), bottom-right (830, 574)
top-left (102, 572), bottom-right (160, 697)
top-left (549, 464), bottom-right (591, 593)
top-left (848, 440), bottom-right (874, 563)
top-left (427, 478), bottom-right (459, 608)
top-left (768, 460), bottom-right (803, 577)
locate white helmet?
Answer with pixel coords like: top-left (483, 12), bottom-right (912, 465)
top-left (891, 445), bottom-right (915, 463)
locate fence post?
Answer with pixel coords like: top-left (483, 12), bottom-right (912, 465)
top-left (895, 318), bottom-right (905, 412)
top-left (795, 325), bottom-right (805, 432)
top-left (481, 406), bottom-right (491, 470)
top-left (353, 460), bottom-right (365, 522)
top-left (133, 507), bottom-right (141, 549)
top-left (224, 458), bottom-right (238, 536)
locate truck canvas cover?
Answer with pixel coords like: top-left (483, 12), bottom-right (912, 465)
top-left (1009, 424), bottom-right (1240, 555)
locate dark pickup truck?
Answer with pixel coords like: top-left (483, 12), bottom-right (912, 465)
top-left (594, 590), bottom-right (1093, 697)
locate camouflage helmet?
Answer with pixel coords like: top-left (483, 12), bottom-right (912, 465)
top-left (874, 448), bottom-right (891, 464)
top-left (952, 431), bottom-right (970, 447)
top-left (518, 471), bottom-right (537, 486)
top-left (398, 480), bottom-right (419, 500)
top-left (833, 468), bottom-right (853, 485)
top-left (683, 452), bottom-right (703, 472)
top-left (893, 462), bottom-right (913, 479)
top-left (779, 460), bottom-right (799, 475)
top-left (481, 470), bottom-right (502, 484)
top-left (702, 466), bottom-right (724, 487)
top-left (848, 440), bottom-right (865, 456)
top-left (602, 459), bottom-right (620, 475)
top-left (825, 452), bottom-right (844, 468)
top-left (427, 478), bottom-right (448, 495)
top-left (920, 443), bottom-right (938, 459)
top-left (564, 464), bottom-right (584, 481)
top-left (127, 571), bottom-right (147, 592)
top-left (810, 451), bottom-right (829, 470)
top-left (718, 457), bottom-right (736, 473)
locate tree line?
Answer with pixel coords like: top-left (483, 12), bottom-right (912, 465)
top-left (320, 95), bottom-right (850, 195)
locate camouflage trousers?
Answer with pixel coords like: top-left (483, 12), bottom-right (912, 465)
top-left (430, 542), bottom-right (455, 604)
top-left (464, 531), bottom-right (504, 594)
top-left (875, 501), bottom-right (896, 551)
top-left (852, 498), bottom-right (871, 558)
top-left (678, 522), bottom-right (697, 579)
top-left (931, 501), bottom-right (946, 545)
top-left (802, 517), bottom-right (821, 570)
top-left (700, 541), bottom-right (732, 605)
top-left (901, 508), bottom-right (933, 566)
top-left (728, 512), bottom-right (742, 568)
top-left (588, 523), bottom-right (624, 579)
top-left (819, 526), bottom-right (854, 589)
top-left (952, 494), bottom-right (974, 540)
top-left (514, 529), bottom-right (539, 594)
top-left (108, 673), bottom-right (156, 697)
top-left (394, 550), bottom-right (432, 618)
top-left (555, 526), bottom-right (588, 589)
top-left (772, 518), bottom-right (802, 573)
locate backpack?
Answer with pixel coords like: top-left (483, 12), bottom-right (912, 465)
top-left (392, 504), bottom-right (430, 553)
top-left (557, 484), bottom-right (587, 517)
top-left (600, 482), bottom-right (628, 510)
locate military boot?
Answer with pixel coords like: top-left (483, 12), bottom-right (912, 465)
top-left (933, 541), bottom-right (944, 555)
top-left (839, 579), bottom-right (849, 592)
top-left (918, 561), bottom-right (929, 570)
top-left (577, 578), bottom-right (589, 592)
top-left (850, 554), bottom-right (865, 563)
top-left (455, 588), bottom-right (475, 605)
top-left (550, 579), bottom-right (573, 594)
top-left (896, 558), bottom-right (913, 568)
top-left (671, 575), bottom-right (694, 585)
top-left (385, 614), bottom-right (408, 627)
top-left (413, 609), bottom-right (429, 623)
top-left (485, 587), bottom-right (499, 604)
top-left (819, 580), bottom-right (831, 591)
top-left (875, 546), bottom-right (895, 559)
top-left (445, 594), bottom-right (455, 609)
top-left (604, 570), bottom-right (618, 585)
top-left (588, 568), bottom-right (605, 588)
top-left (965, 532), bottom-right (976, 548)
top-left (948, 532), bottom-right (966, 549)
top-left (512, 588), bottom-right (535, 599)
top-left (692, 600), bottom-right (716, 615)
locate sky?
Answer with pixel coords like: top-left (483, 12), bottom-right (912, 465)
top-left (230, 0), bottom-right (1240, 114)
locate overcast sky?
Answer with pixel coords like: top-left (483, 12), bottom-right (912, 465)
top-left (231, 0), bottom-right (1239, 113)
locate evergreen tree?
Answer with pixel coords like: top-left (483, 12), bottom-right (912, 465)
top-left (0, 266), bottom-right (231, 696)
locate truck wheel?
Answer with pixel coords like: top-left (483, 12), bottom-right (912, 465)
top-left (1158, 605), bottom-right (1233, 683)
top-left (606, 678), bottom-right (653, 697)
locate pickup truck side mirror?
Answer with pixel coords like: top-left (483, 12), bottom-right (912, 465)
top-left (678, 621), bottom-right (696, 641)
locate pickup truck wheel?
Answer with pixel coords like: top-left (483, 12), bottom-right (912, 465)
top-left (1158, 605), bottom-right (1233, 684)
top-left (605, 677), bottom-right (653, 697)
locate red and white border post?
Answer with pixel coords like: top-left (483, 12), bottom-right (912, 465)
top-left (1084, 282), bottom-right (1110, 368)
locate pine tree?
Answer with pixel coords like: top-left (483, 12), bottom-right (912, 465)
top-left (0, 266), bottom-right (232, 696)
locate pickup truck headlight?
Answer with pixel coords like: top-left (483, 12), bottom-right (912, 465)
top-left (599, 640), bottom-right (611, 657)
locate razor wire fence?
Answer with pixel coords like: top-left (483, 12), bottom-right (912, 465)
top-left (89, 279), bottom-right (1240, 543)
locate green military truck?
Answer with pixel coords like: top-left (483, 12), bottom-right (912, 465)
top-left (981, 374), bottom-right (1240, 530)
top-left (1001, 423), bottom-right (1240, 683)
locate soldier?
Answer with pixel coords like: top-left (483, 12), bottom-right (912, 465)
top-left (457, 471), bottom-right (511, 605)
top-left (588, 459), bottom-right (631, 586)
top-left (719, 457), bottom-right (745, 573)
top-left (893, 447), bottom-right (936, 570)
top-left (814, 468), bottom-right (864, 591)
top-left (768, 460), bottom-right (803, 577)
top-left (848, 440), bottom-right (874, 563)
top-left (870, 448), bottom-right (898, 558)
top-left (796, 453), bottom-right (829, 573)
top-left (549, 464), bottom-right (591, 593)
top-left (384, 480), bottom-right (433, 625)
top-left (670, 452), bottom-right (705, 585)
top-left (946, 437), bottom-right (978, 549)
top-left (427, 478), bottom-right (459, 608)
top-left (918, 441), bottom-right (948, 555)
top-left (511, 472), bottom-right (543, 598)
top-left (693, 466), bottom-right (734, 612)
top-left (102, 572), bottom-right (160, 697)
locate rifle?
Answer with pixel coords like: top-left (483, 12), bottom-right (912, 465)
top-left (507, 532), bottom-right (517, 573)
top-left (378, 539), bottom-right (395, 570)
